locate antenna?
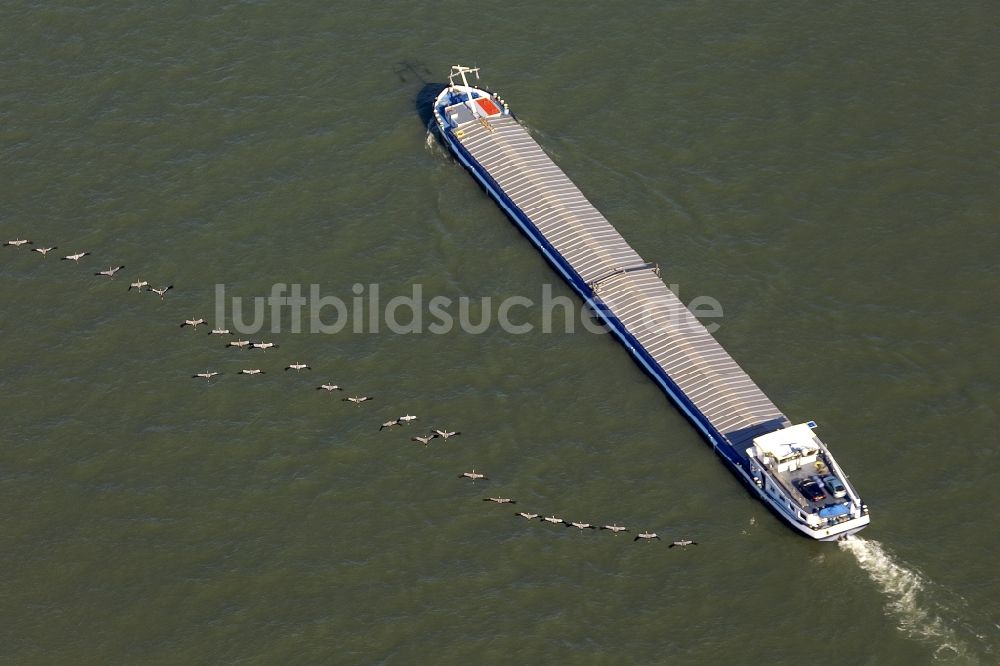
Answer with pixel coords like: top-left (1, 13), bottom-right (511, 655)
top-left (449, 65), bottom-right (481, 85)
top-left (448, 65), bottom-right (483, 117)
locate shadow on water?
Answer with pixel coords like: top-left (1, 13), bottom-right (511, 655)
top-left (391, 60), bottom-right (443, 131)
top-left (415, 82), bottom-right (444, 132)
top-left (393, 60), bottom-right (431, 84)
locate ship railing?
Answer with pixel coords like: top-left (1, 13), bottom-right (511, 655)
top-left (814, 444), bottom-right (864, 512)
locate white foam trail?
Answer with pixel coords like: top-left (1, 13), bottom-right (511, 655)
top-left (424, 125), bottom-right (448, 159)
top-left (839, 536), bottom-right (979, 663)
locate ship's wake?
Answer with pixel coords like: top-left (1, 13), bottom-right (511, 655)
top-left (424, 123), bottom-right (448, 159)
top-left (839, 535), bottom-right (994, 663)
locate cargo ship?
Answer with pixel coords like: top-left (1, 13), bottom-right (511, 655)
top-left (432, 65), bottom-right (869, 540)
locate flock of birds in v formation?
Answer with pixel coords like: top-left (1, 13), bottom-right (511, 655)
top-left (5, 236), bottom-right (699, 548)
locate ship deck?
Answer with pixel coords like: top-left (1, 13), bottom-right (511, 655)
top-left (452, 114), bottom-right (789, 449)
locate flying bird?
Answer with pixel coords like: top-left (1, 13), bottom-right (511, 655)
top-left (227, 339), bottom-right (251, 349)
top-left (515, 512), bottom-right (539, 520)
top-left (411, 434), bottom-right (436, 446)
top-left (634, 532), bottom-right (661, 542)
top-left (483, 497), bottom-right (516, 504)
top-left (180, 318), bottom-right (207, 328)
top-left (251, 341), bottom-right (278, 351)
top-left (33, 246), bottom-right (57, 256)
top-left (316, 383), bottom-right (343, 391)
top-left (540, 515), bottom-right (564, 524)
top-left (5, 239), bottom-right (32, 247)
top-left (458, 470), bottom-right (488, 480)
top-left (192, 371), bottom-right (221, 380)
top-left (432, 429), bottom-right (460, 440)
top-left (285, 362), bottom-right (311, 371)
top-left (565, 521), bottom-right (597, 530)
top-left (128, 278), bottom-right (149, 291)
top-left (208, 328), bottom-right (231, 335)
top-left (397, 414), bottom-right (418, 423)
top-left (147, 284), bottom-right (173, 299)
top-left (379, 419), bottom-right (400, 431)
top-left (239, 369), bottom-right (265, 375)
top-left (600, 524), bottom-right (629, 534)
top-left (343, 396), bottom-right (373, 404)
top-left (94, 265), bottom-right (125, 278)
top-left (61, 251), bottom-right (91, 262)
top-left (668, 539), bottom-right (698, 549)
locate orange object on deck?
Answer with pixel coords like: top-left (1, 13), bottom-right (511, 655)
top-left (475, 97), bottom-right (501, 116)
